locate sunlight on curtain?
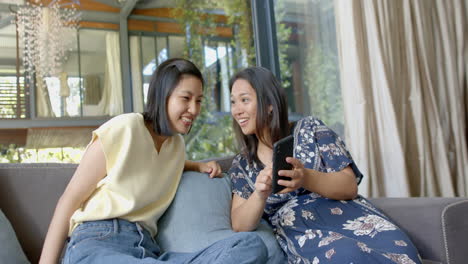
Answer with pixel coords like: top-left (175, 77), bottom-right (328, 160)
top-left (35, 76), bottom-right (55, 117)
top-left (335, 0), bottom-right (467, 197)
top-left (89, 32), bottom-right (123, 116)
top-left (130, 36), bottom-right (144, 113)
top-left (104, 32), bottom-right (123, 116)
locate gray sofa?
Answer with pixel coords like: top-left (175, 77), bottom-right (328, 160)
top-left (1, 159), bottom-right (468, 264)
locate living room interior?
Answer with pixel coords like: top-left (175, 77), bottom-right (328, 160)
top-left (0, 0), bottom-right (467, 263)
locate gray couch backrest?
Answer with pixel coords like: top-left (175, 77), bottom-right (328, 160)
top-left (0, 158), bottom-right (236, 263)
top-left (2, 162), bottom-right (468, 264)
top-left (0, 163), bottom-right (76, 263)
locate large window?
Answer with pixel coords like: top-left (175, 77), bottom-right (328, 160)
top-left (129, 33), bottom-right (248, 160)
top-left (139, 35), bottom-right (171, 105)
top-left (43, 28), bottom-right (121, 118)
top-left (132, 34), bottom-right (244, 113)
top-left (0, 25), bottom-right (121, 119)
top-left (0, 15), bottom-right (27, 119)
top-left (129, 1), bottom-right (255, 160)
top-left (79, 29), bottom-right (122, 117)
top-left (1, 0), bottom-right (255, 162)
top-left (203, 39), bottom-right (235, 113)
top-left (274, 0), bottom-right (344, 136)
top-left (0, 76), bottom-right (26, 118)
top-left (44, 77), bottom-right (81, 117)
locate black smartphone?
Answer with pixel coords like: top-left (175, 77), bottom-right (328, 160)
top-left (271, 135), bottom-right (294, 194)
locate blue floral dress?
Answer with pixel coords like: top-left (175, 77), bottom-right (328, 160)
top-left (229, 117), bottom-right (421, 264)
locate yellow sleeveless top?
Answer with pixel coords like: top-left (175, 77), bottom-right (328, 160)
top-left (69, 113), bottom-right (185, 236)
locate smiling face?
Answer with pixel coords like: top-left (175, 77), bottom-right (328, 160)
top-left (166, 74), bottom-right (203, 134)
top-left (230, 79), bottom-right (259, 135)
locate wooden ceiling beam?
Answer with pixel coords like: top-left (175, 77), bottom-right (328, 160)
top-left (131, 8), bottom-right (228, 24)
top-left (27, 0), bottom-right (119, 13)
top-left (79, 20), bottom-right (232, 38)
top-left (17, 2), bottom-right (233, 37)
top-left (25, 1), bottom-right (228, 24)
top-left (79, 21), bottom-right (119, 30)
top-left (0, 129), bottom-right (27, 146)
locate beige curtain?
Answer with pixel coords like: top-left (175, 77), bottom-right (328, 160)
top-left (103, 32), bottom-right (124, 115)
top-left (59, 72), bottom-right (70, 117)
top-left (130, 36), bottom-right (144, 112)
top-left (87, 32), bottom-right (123, 116)
top-left (84, 75), bottom-right (102, 105)
top-left (35, 76), bottom-right (55, 117)
top-left (335, 0), bottom-right (467, 197)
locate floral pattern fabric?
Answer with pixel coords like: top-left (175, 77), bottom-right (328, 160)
top-left (229, 117), bottom-right (421, 264)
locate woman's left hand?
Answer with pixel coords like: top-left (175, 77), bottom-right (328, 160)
top-left (277, 157), bottom-right (306, 194)
top-left (199, 161), bottom-right (223, 178)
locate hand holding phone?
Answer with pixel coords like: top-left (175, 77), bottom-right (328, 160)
top-left (271, 135), bottom-right (294, 193)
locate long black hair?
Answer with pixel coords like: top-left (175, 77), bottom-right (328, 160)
top-left (229, 67), bottom-right (289, 164)
top-left (143, 58), bottom-right (204, 136)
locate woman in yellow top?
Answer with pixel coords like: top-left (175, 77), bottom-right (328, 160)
top-left (39, 58), bottom-right (268, 264)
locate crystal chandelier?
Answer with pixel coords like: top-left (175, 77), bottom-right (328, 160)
top-left (14, 0), bottom-right (81, 80)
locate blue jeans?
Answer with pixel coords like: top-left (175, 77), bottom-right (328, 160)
top-left (63, 219), bottom-right (268, 264)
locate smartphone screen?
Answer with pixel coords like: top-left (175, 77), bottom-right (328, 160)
top-left (271, 135), bottom-right (294, 193)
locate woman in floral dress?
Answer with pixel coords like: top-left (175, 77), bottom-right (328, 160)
top-left (228, 67), bottom-right (421, 264)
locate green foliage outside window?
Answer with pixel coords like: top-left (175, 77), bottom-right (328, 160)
top-left (220, 0), bottom-right (256, 66)
top-left (0, 144), bottom-right (83, 163)
top-left (275, 0), bottom-right (343, 135)
top-left (173, 0), bottom-right (255, 160)
top-left (304, 45), bottom-right (343, 134)
top-left (275, 0), bottom-right (292, 89)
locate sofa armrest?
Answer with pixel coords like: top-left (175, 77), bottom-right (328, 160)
top-left (369, 198), bottom-right (468, 264)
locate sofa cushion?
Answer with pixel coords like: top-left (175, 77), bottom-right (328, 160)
top-left (0, 210), bottom-right (30, 264)
top-left (370, 197), bottom-right (468, 264)
top-left (156, 171), bottom-right (286, 263)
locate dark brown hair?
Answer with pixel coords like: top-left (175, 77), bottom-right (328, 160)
top-left (229, 67), bottom-right (289, 164)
